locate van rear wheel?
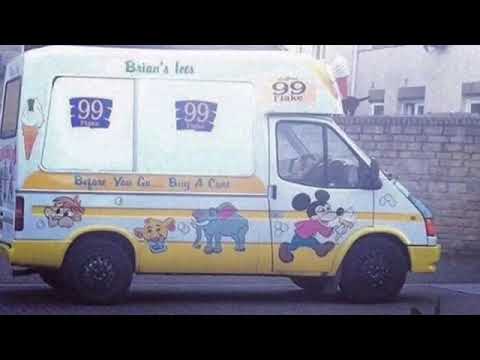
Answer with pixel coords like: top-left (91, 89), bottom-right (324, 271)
top-left (339, 237), bottom-right (409, 304)
top-left (63, 237), bottom-right (134, 305)
top-left (290, 277), bottom-right (329, 294)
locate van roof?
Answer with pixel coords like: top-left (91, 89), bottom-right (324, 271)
top-left (25, 45), bottom-right (287, 51)
top-left (22, 45), bottom-right (313, 64)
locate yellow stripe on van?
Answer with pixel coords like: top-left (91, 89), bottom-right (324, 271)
top-left (32, 207), bottom-right (421, 223)
top-left (32, 207), bottom-right (273, 220)
top-left (375, 213), bottom-right (423, 223)
top-left (280, 212), bottom-right (371, 221)
top-left (23, 171), bottom-right (267, 195)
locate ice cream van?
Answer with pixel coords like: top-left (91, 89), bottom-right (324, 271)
top-left (0, 46), bottom-right (441, 305)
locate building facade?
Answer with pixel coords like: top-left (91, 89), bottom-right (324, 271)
top-left (286, 45), bottom-right (356, 64)
top-left (354, 45), bottom-right (480, 116)
top-left (287, 45), bottom-right (480, 116)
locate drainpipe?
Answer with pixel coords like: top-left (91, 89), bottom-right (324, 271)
top-left (316, 45), bottom-right (321, 60)
top-left (351, 45), bottom-right (359, 97)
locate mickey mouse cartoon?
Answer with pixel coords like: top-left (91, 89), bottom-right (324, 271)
top-left (279, 190), bottom-right (347, 264)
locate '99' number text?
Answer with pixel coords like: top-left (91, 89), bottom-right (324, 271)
top-left (272, 80), bottom-right (308, 103)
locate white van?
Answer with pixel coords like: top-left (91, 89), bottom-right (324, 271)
top-left (0, 46), bottom-right (441, 304)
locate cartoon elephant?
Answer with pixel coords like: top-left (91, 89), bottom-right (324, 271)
top-left (191, 202), bottom-right (249, 255)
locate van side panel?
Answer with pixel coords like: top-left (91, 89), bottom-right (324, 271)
top-left (374, 179), bottom-right (428, 246)
top-left (15, 54), bottom-right (274, 274)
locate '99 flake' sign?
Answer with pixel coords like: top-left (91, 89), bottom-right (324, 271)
top-left (70, 98), bottom-right (113, 129)
top-left (176, 101), bottom-right (218, 132)
top-left (271, 78), bottom-right (316, 105)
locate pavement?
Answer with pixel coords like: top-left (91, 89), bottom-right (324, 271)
top-left (1, 255), bottom-right (480, 315)
top-left (1, 276), bottom-right (480, 315)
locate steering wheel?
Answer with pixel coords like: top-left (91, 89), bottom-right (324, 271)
top-left (328, 160), bottom-right (347, 186)
top-left (299, 155), bottom-right (326, 185)
top-left (300, 154), bottom-right (317, 165)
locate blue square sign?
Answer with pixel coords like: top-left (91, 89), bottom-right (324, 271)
top-left (176, 101), bottom-right (218, 132)
top-left (70, 98), bottom-right (113, 129)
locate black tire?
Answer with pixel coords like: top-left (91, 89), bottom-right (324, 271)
top-left (339, 236), bottom-right (409, 304)
top-left (63, 237), bottom-right (134, 305)
top-left (290, 277), bottom-right (329, 294)
top-left (39, 270), bottom-right (68, 291)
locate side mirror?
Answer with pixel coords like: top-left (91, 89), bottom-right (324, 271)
top-left (370, 158), bottom-right (380, 177)
top-left (369, 158), bottom-right (383, 190)
top-left (360, 158), bottom-right (382, 190)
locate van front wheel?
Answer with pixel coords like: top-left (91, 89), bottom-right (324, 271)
top-left (339, 237), bottom-right (408, 304)
top-left (63, 238), bottom-right (134, 305)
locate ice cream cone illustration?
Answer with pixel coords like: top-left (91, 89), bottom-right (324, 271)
top-left (332, 56), bottom-right (351, 99)
top-left (21, 98), bottom-right (45, 161)
top-left (23, 125), bottom-right (39, 161)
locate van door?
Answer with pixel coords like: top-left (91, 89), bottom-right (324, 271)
top-left (0, 77), bottom-right (21, 245)
top-left (268, 116), bottom-right (374, 275)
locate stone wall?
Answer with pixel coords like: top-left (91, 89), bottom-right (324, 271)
top-left (335, 115), bottom-right (480, 255)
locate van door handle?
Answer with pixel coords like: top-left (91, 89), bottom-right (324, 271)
top-left (270, 185), bottom-right (278, 200)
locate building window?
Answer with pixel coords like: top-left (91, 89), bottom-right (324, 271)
top-left (398, 86), bottom-right (426, 116)
top-left (465, 98), bottom-right (480, 114)
top-left (370, 103), bottom-right (385, 116)
top-left (402, 102), bottom-right (425, 116)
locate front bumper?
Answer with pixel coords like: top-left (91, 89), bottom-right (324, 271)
top-left (409, 245), bottom-right (442, 273)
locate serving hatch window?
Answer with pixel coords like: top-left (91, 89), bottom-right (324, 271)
top-left (42, 78), bottom-right (134, 172)
top-left (136, 80), bottom-right (256, 176)
top-left (1, 78), bottom-right (22, 139)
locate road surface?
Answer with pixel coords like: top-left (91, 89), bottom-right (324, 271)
top-left (1, 275), bottom-right (480, 315)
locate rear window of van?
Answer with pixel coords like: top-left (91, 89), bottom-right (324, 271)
top-left (43, 78), bottom-right (134, 172)
top-left (0, 78), bottom-right (21, 139)
top-left (136, 80), bottom-right (256, 177)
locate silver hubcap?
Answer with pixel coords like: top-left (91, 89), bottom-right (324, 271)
top-left (81, 256), bottom-right (115, 289)
top-left (361, 252), bottom-right (391, 288)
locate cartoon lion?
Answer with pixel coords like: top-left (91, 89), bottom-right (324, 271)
top-left (134, 218), bottom-right (176, 254)
top-left (44, 196), bottom-right (85, 229)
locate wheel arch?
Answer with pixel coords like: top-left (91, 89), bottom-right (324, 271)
top-left (329, 227), bottom-right (412, 276)
top-left (63, 226), bottom-right (140, 271)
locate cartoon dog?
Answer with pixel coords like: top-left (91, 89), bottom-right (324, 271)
top-left (134, 218), bottom-right (176, 254)
top-left (279, 190), bottom-right (355, 264)
top-left (44, 196), bottom-right (85, 229)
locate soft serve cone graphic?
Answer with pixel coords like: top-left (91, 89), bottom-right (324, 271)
top-left (332, 56), bottom-right (351, 99)
top-left (22, 99), bottom-right (45, 160)
top-left (23, 125), bottom-right (39, 161)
